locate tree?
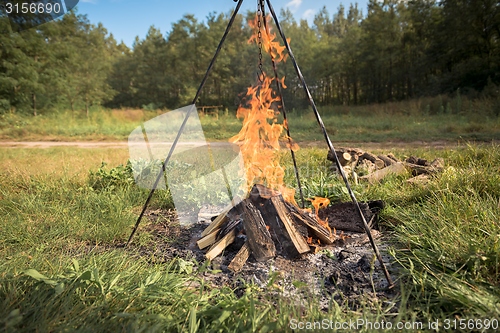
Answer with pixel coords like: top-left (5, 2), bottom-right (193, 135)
top-left (436, 0), bottom-right (500, 92)
top-left (18, 11), bottom-right (117, 115)
top-left (0, 17), bottom-right (46, 114)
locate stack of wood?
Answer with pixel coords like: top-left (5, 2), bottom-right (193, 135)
top-left (327, 148), bottom-right (444, 184)
top-left (197, 184), bottom-right (335, 272)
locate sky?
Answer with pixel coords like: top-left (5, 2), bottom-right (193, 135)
top-left (75, 0), bottom-right (369, 47)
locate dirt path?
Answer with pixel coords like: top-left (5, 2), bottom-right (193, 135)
top-left (0, 141), bottom-right (229, 149)
top-left (0, 140), bottom-right (492, 149)
top-left (0, 141), bottom-right (128, 148)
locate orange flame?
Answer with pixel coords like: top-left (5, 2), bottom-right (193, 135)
top-left (229, 15), bottom-right (298, 203)
top-left (308, 196), bottom-right (330, 213)
top-left (308, 196), bottom-right (332, 236)
top-left (247, 15), bottom-right (288, 63)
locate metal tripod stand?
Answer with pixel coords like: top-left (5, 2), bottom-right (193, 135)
top-left (126, 0), bottom-right (394, 288)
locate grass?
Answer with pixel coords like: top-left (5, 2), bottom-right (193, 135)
top-left (1, 143), bottom-right (499, 332)
top-left (1, 95), bottom-right (499, 143)
top-left (0, 108), bottom-right (160, 141)
top-left (365, 144), bottom-right (500, 318)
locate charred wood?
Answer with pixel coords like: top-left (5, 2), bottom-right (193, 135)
top-left (242, 200), bottom-right (276, 262)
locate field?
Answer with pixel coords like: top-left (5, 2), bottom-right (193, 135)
top-left (1, 97), bottom-right (499, 331)
top-left (1, 137), bottom-right (499, 331)
top-left (1, 94), bottom-right (499, 143)
top-left (1, 0), bottom-right (499, 329)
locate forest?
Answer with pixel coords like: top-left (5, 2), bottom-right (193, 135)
top-left (0, 0), bottom-right (499, 116)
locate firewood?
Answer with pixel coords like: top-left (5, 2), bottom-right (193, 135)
top-left (228, 242), bottom-right (251, 272)
top-left (249, 193), bottom-right (306, 258)
top-left (360, 162), bottom-right (407, 183)
top-left (205, 229), bottom-right (236, 260)
top-left (197, 228), bottom-right (221, 249)
top-left (285, 202), bottom-right (334, 245)
top-left (327, 148), bottom-right (363, 164)
top-left (201, 204), bottom-right (233, 237)
top-left (336, 147), bottom-right (364, 155)
top-left (242, 200), bottom-right (276, 261)
top-left (271, 196), bottom-right (310, 254)
top-left (252, 184), bottom-right (279, 199)
top-left (387, 153), bottom-right (399, 162)
top-left (406, 156), bottom-right (429, 166)
top-left (360, 152), bottom-right (385, 169)
top-left (404, 161), bottom-right (443, 176)
top-left (333, 152), bottom-right (352, 166)
top-left (377, 155), bottom-right (396, 167)
top-left (217, 217), bottom-right (243, 240)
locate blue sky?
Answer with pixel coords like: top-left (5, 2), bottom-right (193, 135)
top-left (76, 0), bottom-right (369, 47)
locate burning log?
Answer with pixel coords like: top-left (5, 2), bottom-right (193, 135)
top-left (198, 185), bottom-right (336, 268)
top-left (285, 202), bottom-right (334, 245)
top-left (271, 196), bottom-right (310, 254)
top-left (241, 200), bottom-right (276, 261)
top-left (249, 186), bottom-right (310, 256)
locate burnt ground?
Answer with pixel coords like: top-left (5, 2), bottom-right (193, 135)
top-left (131, 204), bottom-right (400, 312)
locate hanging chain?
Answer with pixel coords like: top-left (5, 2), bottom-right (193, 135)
top-left (257, 0), bottom-right (264, 83)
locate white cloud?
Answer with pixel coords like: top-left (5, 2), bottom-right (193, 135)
top-left (302, 9), bottom-right (315, 21)
top-left (286, 0), bottom-right (303, 12)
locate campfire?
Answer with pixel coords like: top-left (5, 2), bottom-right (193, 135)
top-left (197, 185), bottom-right (339, 272)
top-left (127, 0), bottom-right (393, 287)
top-left (196, 14), bottom-right (342, 272)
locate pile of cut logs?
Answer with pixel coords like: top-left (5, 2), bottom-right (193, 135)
top-left (197, 184), bottom-right (336, 272)
top-left (327, 148), bottom-right (444, 184)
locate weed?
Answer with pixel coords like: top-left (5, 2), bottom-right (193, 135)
top-left (88, 161), bottom-right (135, 191)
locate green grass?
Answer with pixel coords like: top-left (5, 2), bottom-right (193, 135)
top-left (1, 95), bottom-right (499, 143)
top-left (0, 108), bottom-right (162, 141)
top-left (1, 144), bottom-right (499, 332)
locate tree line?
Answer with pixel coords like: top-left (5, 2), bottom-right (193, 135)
top-left (1, 0), bottom-right (498, 116)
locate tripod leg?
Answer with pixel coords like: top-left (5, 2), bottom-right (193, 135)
top-left (265, 0), bottom-right (393, 288)
top-left (126, 0), bottom-right (245, 246)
